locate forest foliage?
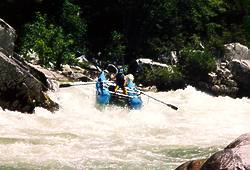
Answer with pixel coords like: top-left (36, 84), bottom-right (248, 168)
top-left (0, 0), bottom-right (249, 73)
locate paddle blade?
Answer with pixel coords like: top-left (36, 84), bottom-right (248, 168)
top-left (140, 91), bottom-right (178, 110)
top-left (59, 83), bottom-right (73, 88)
top-left (167, 104), bottom-right (178, 110)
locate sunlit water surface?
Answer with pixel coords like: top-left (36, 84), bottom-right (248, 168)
top-left (0, 86), bottom-right (249, 169)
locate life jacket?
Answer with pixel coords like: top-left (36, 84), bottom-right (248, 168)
top-left (115, 73), bottom-right (125, 87)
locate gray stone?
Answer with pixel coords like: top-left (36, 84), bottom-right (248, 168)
top-left (0, 18), bottom-right (16, 57)
top-left (224, 43), bottom-right (249, 61)
top-left (230, 60), bottom-right (250, 95)
top-left (201, 133), bottom-right (250, 170)
top-left (0, 51), bottom-right (59, 113)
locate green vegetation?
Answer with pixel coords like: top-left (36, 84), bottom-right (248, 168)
top-left (18, 0), bottom-right (87, 69)
top-left (19, 13), bottom-right (74, 69)
top-left (1, 0), bottom-right (250, 86)
top-left (179, 48), bottom-right (217, 81)
top-left (104, 31), bottom-right (126, 64)
top-left (137, 66), bottom-right (184, 91)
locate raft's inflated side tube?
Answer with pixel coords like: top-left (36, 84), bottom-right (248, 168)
top-left (129, 97), bottom-right (142, 109)
top-left (127, 80), bottom-right (142, 109)
top-left (96, 88), bottom-right (110, 105)
top-left (96, 71), bottom-right (111, 105)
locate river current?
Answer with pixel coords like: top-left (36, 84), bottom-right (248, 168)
top-left (0, 85), bottom-right (249, 169)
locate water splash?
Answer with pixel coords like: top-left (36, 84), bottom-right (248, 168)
top-left (0, 85), bottom-right (249, 169)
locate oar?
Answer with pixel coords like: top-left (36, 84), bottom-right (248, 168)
top-left (59, 81), bottom-right (97, 88)
top-left (59, 80), bottom-right (115, 88)
top-left (139, 91), bottom-right (178, 110)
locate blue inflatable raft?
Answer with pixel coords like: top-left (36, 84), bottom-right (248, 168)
top-left (96, 71), bottom-right (142, 109)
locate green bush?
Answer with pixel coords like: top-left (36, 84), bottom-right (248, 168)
top-left (179, 47), bottom-right (216, 80)
top-left (104, 31), bottom-right (126, 64)
top-left (137, 66), bottom-right (184, 91)
top-left (18, 0), bottom-right (88, 69)
top-left (61, 0), bottom-right (87, 54)
top-left (19, 13), bottom-right (75, 69)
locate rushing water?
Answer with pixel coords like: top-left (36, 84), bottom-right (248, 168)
top-left (0, 85), bottom-right (249, 169)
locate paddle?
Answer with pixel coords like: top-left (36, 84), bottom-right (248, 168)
top-left (59, 80), bottom-right (115, 88)
top-left (59, 81), bottom-right (97, 88)
top-left (139, 91), bottom-right (178, 110)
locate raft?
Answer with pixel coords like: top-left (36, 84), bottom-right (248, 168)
top-left (96, 71), bottom-right (142, 109)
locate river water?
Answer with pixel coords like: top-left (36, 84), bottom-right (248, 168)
top-left (0, 85), bottom-right (249, 169)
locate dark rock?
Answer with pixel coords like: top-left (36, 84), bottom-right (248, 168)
top-left (230, 60), bottom-right (250, 96)
top-left (0, 18), bottom-right (16, 57)
top-left (225, 133), bottom-right (250, 150)
top-left (77, 75), bottom-right (93, 82)
top-left (12, 53), bottom-right (50, 90)
top-left (176, 159), bottom-right (206, 170)
top-left (0, 50), bottom-right (58, 113)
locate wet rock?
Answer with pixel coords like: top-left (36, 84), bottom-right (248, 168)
top-left (176, 134), bottom-right (250, 170)
top-left (176, 159), bottom-right (206, 170)
top-left (201, 133), bottom-right (250, 170)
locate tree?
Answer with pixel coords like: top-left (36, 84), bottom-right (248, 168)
top-left (60, 0), bottom-right (87, 54)
top-left (104, 31), bottom-right (126, 64)
top-left (19, 13), bottom-right (74, 69)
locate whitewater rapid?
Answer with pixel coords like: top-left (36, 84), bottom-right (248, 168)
top-left (0, 85), bottom-right (249, 169)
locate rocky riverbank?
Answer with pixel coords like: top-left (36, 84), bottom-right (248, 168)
top-left (0, 19), bottom-right (59, 113)
top-left (132, 43), bottom-right (250, 99)
top-left (1, 17), bottom-right (250, 113)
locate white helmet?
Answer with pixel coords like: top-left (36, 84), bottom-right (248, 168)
top-left (126, 74), bottom-right (134, 81)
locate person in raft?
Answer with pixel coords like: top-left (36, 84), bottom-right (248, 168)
top-left (114, 67), bottom-right (127, 94)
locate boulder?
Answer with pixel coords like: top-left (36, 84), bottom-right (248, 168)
top-left (176, 134), bottom-right (250, 170)
top-left (200, 43), bottom-right (250, 97)
top-left (176, 159), bottom-right (206, 170)
top-left (0, 18), bottom-right (58, 113)
top-left (224, 43), bottom-right (249, 61)
top-left (61, 64), bottom-right (94, 82)
top-left (0, 18), bottom-right (16, 57)
top-left (229, 60), bottom-right (250, 96)
top-left (130, 58), bottom-right (172, 77)
top-left (201, 133), bottom-right (250, 170)
top-left (157, 51), bottom-right (178, 65)
top-left (0, 51), bottom-right (59, 113)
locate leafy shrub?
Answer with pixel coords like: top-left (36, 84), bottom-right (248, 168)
top-left (19, 12), bottom-right (75, 69)
top-left (18, 0), bottom-right (88, 69)
top-left (179, 47), bottom-right (216, 81)
top-left (137, 66), bottom-right (185, 91)
top-left (104, 31), bottom-right (126, 64)
top-left (60, 0), bottom-right (87, 54)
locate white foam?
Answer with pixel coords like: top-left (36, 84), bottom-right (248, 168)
top-left (0, 85), bottom-right (249, 169)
